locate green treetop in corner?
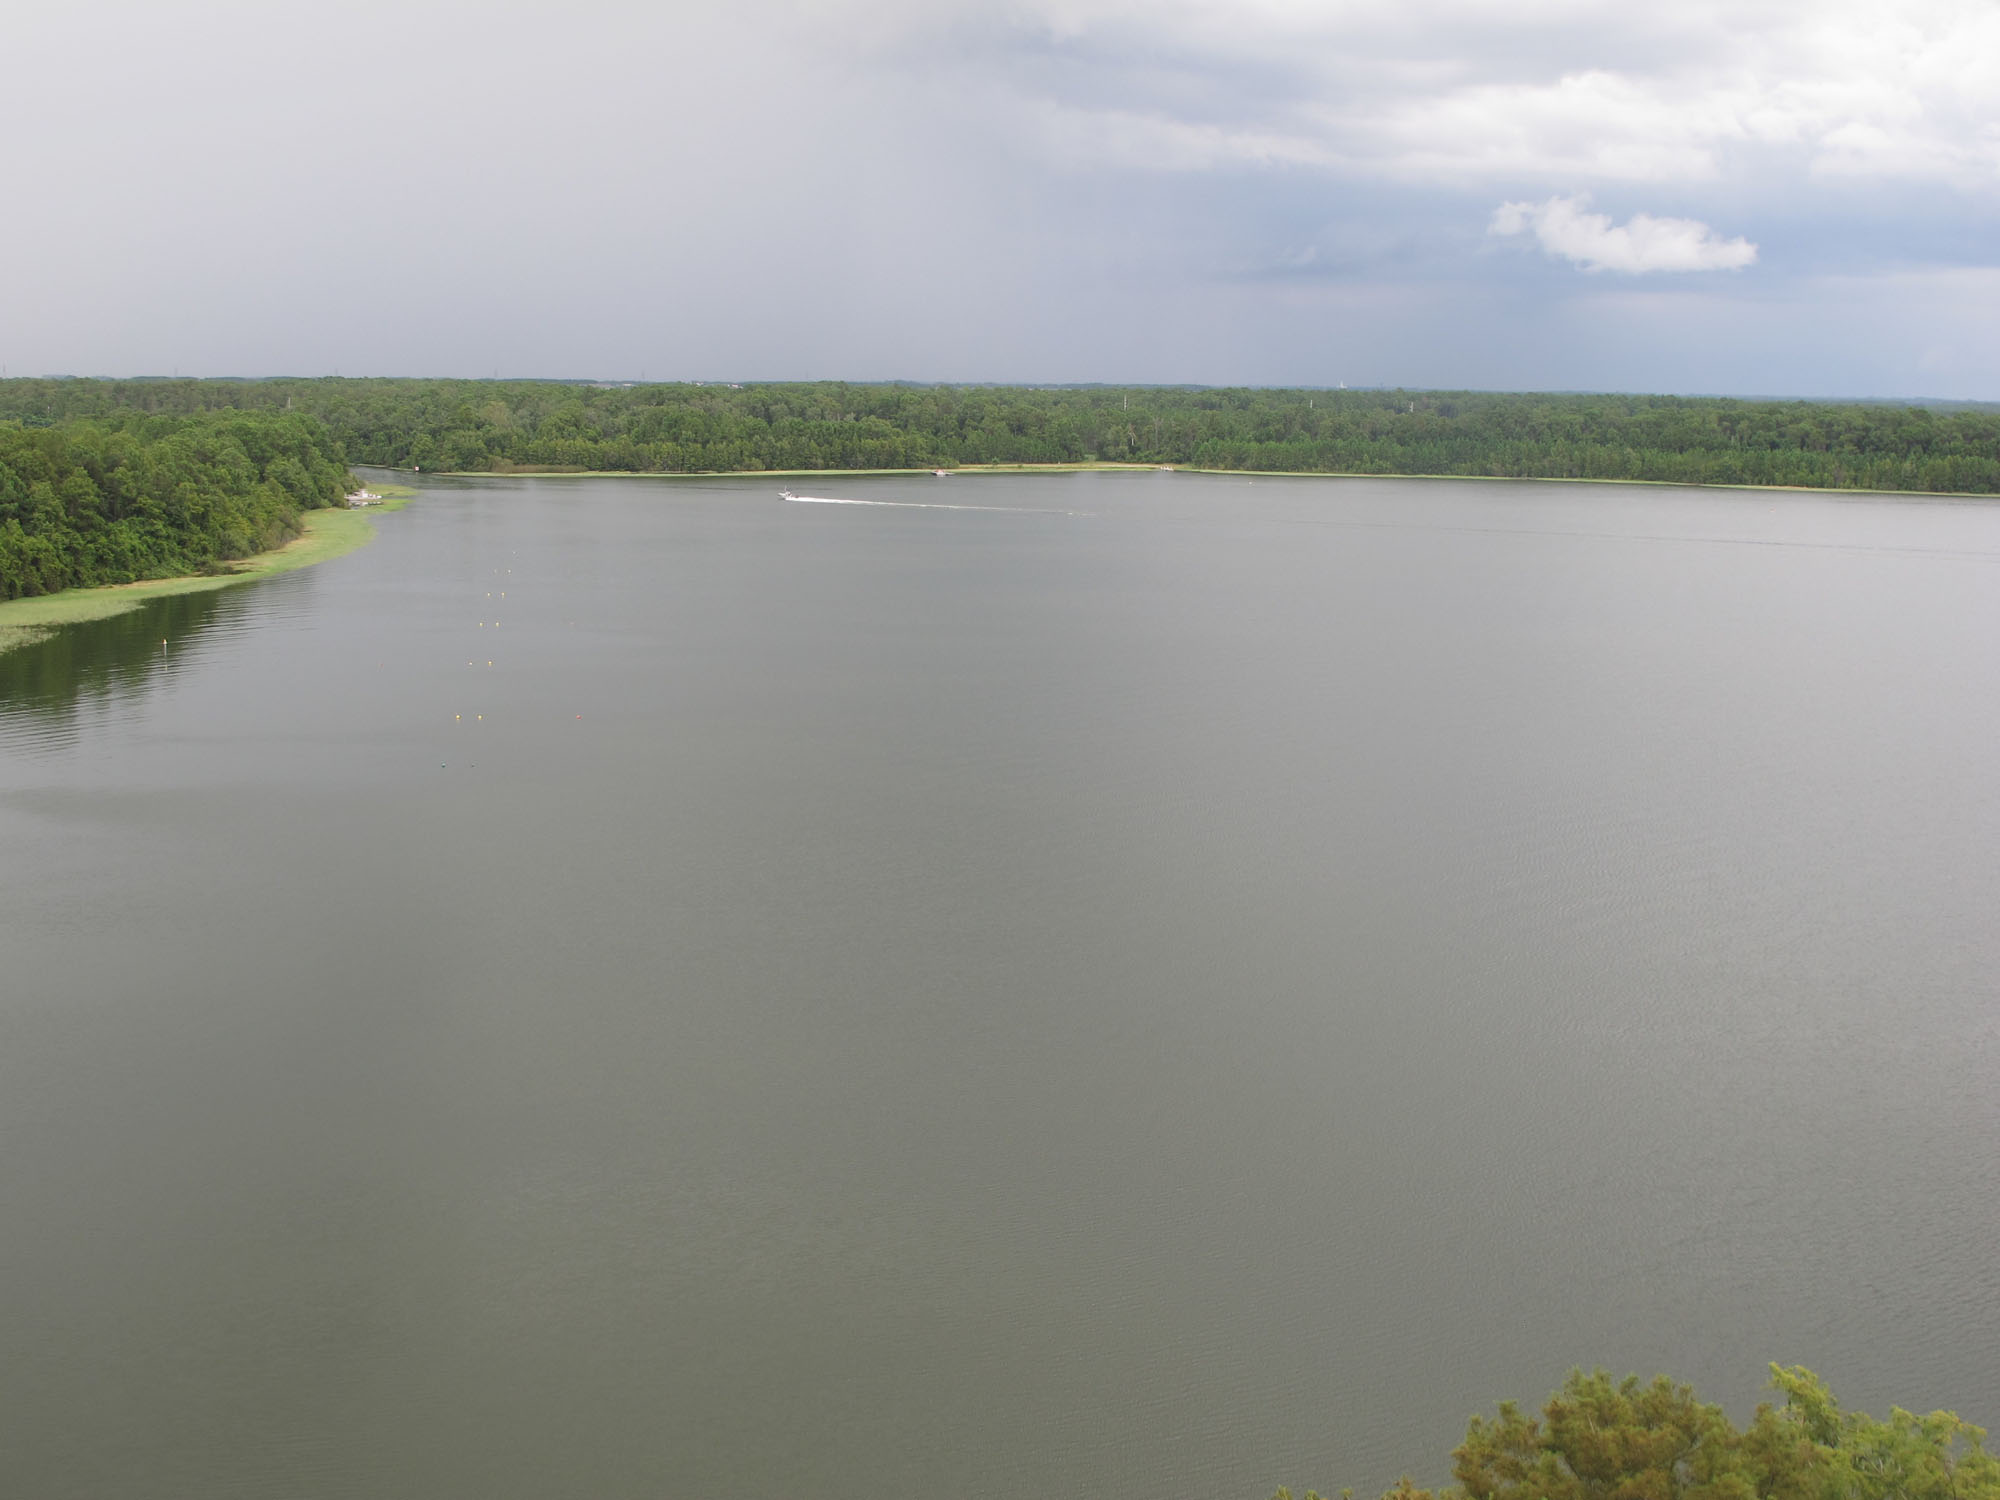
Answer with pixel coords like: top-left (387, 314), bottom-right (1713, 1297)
top-left (1279, 1367), bottom-right (1999, 1500)
top-left (0, 409), bottom-right (353, 600)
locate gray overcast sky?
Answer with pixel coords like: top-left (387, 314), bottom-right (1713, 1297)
top-left (8, 0), bottom-right (2000, 396)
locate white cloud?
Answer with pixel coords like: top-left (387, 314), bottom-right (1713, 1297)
top-left (1030, 103), bottom-right (1337, 171)
top-left (977, 0), bottom-right (2000, 190)
top-left (1490, 194), bottom-right (1757, 273)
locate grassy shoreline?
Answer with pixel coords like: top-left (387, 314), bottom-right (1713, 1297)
top-left (0, 485), bottom-right (416, 657)
top-left (409, 462), bottom-right (2000, 501)
top-left (420, 462), bottom-right (1172, 479)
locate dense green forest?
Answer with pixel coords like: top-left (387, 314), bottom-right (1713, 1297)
top-left (1284, 1366), bottom-right (1999, 1500)
top-left (3, 378), bottom-right (1998, 495)
top-left (0, 410), bottom-right (353, 599)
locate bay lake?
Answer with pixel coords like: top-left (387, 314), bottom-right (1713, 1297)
top-left (3, 470), bottom-right (1997, 1500)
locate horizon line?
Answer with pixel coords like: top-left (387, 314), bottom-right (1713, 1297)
top-left (4, 374), bottom-right (1997, 408)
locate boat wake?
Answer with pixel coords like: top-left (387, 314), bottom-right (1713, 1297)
top-left (779, 490), bottom-right (1072, 515)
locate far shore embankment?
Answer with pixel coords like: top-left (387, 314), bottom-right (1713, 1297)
top-left (401, 462), bottom-right (1999, 501)
top-left (0, 484), bottom-right (416, 657)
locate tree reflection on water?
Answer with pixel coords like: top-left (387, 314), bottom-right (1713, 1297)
top-left (0, 589), bottom-right (247, 748)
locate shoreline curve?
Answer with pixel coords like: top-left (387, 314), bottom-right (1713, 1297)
top-left (0, 484), bottom-right (416, 658)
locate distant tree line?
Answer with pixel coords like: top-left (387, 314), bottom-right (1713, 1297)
top-left (1281, 1366), bottom-right (1999, 1500)
top-left (0, 410), bottom-right (352, 599)
top-left (3, 377), bottom-right (1998, 497)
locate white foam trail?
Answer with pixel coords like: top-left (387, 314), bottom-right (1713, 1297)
top-left (784, 502), bottom-right (896, 516)
top-left (781, 494), bottom-right (1071, 514)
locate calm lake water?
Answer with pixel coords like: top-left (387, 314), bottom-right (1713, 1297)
top-left (4, 471), bottom-right (1998, 1500)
